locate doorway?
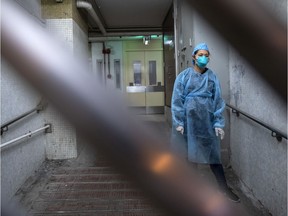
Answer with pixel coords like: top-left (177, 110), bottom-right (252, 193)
top-left (124, 40), bottom-right (164, 114)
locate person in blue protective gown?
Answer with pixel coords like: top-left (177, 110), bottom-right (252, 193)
top-left (171, 42), bottom-right (240, 202)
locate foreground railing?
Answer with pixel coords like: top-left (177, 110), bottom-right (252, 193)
top-left (1, 0), bottom-right (286, 215)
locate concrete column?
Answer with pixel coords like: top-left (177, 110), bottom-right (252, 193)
top-left (41, 0), bottom-right (89, 159)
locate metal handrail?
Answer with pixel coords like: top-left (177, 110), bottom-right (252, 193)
top-left (227, 104), bottom-right (287, 142)
top-left (0, 124), bottom-right (51, 149)
top-left (1, 99), bottom-right (47, 135)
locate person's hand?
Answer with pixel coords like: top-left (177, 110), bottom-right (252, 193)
top-left (215, 128), bottom-right (225, 140)
top-left (176, 126), bottom-right (184, 135)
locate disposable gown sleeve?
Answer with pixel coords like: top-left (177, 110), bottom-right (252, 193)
top-left (213, 77), bottom-right (225, 128)
top-left (171, 73), bottom-right (186, 127)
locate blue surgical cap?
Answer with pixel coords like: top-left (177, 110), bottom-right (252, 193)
top-left (193, 42), bottom-right (209, 55)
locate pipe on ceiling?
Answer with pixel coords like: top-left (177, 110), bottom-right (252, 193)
top-left (89, 32), bottom-right (163, 42)
top-left (76, 0), bottom-right (107, 35)
top-left (89, 35), bottom-right (163, 42)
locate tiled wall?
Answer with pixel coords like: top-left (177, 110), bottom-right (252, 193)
top-left (44, 18), bottom-right (89, 159)
top-left (44, 106), bottom-right (77, 159)
top-left (46, 19), bottom-right (74, 52)
top-left (42, 0), bottom-right (88, 35)
top-left (73, 19), bottom-right (90, 65)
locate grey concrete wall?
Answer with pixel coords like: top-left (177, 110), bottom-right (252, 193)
top-left (229, 0), bottom-right (287, 215)
top-left (229, 52), bottom-right (287, 215)
top-left (1, 0), bottom-right (46, 205)
top-left (1, 1), bottom-right (91, 204)
top-left (173, 0), bottom-right (230, 166)
top-left (176, 0), bottom-right (194, 73)
top-left (15, 0), bottom-right (42, 21)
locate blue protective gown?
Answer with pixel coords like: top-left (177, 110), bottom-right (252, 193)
top-left (171, 67), bottom-right (225, 164)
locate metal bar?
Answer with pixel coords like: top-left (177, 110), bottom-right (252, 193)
top-left (1, 1), bottom-right (239, 215)
top-left (1, 107), bottom-right (38, 131)
top-left (1, 99), bottom-right (47, 135)
top-left (186, 0), bottom-right (287, 101)
top-left (227, 104), bottom-right (287, 141)
top-left (89, 31), bottom-right (163, 39)
top-left (0, 124), bottom-right (51, 149)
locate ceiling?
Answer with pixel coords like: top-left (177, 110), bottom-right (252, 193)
top-left (78, 0), bottom-right (173, 37)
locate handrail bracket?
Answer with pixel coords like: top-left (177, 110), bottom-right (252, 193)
top-left (232, 109), bottom-right (240, 117)
top-left (45, 123), bottom-right (52, 133)
top-left (272, 131), bottom-right (283, 142)
top-left (1, 126), bottom-right (8, 135)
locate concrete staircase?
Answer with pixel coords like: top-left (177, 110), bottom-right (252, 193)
top-left (13, 117), bottom-right (172, 216)
top-left (10, 116), bottom-right (270, 216)
top-left (21, 160), bottom-right (166, 216)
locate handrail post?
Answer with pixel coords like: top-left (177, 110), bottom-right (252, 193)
top-left (271, 131), bottom-right (283, 142)
top-left (44, 123), bottom-right (52, 133)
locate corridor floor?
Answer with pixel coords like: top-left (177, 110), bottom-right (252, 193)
top-left (10, 114), bottom-right (271, 216)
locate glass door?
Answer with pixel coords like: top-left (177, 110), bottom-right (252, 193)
top-left (125, 50), bottom-right (164, 114)
top-left (145, 51), bottom-right (164, 114)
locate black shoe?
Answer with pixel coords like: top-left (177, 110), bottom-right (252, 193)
top-left (222, 188), bottom-right (240, 203)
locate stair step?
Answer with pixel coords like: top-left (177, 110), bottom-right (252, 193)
top-left (32, 211), bottom-right (165, 216)
top-left (50, 174), bottom-right (129, 183)
top-left (39, 190), bottom-right (147, 200)
top-left (26, 162), bottom-right (167, 215)
top-left (45, 182), bottom-right (138, 191)
top-left (53, 167), bottom-right (117, 175)
top-left (31, 199), bottom-right (161, 212)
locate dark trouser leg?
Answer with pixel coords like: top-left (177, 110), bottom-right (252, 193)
top-left (210, 164), bottom-right (240, 202)
top-left (209, 164), bottom-right (228, 190)
top-left (190, 162), bottom-right (198, 170)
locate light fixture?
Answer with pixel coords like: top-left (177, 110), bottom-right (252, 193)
top-left (143, 36), bottom-right (151, 45)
